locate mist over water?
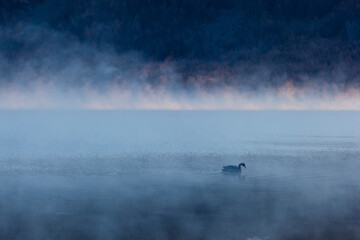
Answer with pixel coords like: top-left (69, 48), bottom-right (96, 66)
top-left (1, 1), bottom-right (360, 239)
top-left (0, 110), bottom-right (360, 240)
top-left (1, 24), bottom-right (360, 110)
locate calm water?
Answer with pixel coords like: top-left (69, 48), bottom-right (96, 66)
top-left (0, 111), bottom-right (359, 240)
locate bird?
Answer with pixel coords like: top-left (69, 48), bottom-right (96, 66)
top-left (222, 163), bottom-right (246, 173)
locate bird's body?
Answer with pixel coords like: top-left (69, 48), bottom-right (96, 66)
top-left (222, 165), bottom-right (240, 172)
top-left (222, 163), bottom-right (246, 173)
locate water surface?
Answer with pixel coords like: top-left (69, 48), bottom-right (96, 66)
top-left (0, 111), bottom-right (359, 240)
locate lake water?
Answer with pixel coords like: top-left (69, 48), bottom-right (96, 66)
top-left (0, 111), bottom-right (359, 240)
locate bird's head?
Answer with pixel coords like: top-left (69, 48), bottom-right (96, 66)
top-left (239, 163), bottom-right (246, 169)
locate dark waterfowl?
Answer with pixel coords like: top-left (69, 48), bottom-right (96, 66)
top-left (222, 163), bottom-right (246, 173)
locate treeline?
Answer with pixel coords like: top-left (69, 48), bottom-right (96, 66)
top-left (1, 0), bottom-right (360, 70)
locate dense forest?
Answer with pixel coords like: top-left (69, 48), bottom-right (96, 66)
top-left (1, 0), bottom-right (360, 86)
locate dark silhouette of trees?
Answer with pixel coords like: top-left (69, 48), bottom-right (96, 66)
top-left (0, 0), bottom-right (360, 69)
